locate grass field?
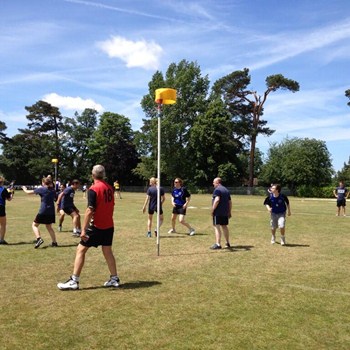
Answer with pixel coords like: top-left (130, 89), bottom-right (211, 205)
top-left (1, 191), bottom-right (350, 349)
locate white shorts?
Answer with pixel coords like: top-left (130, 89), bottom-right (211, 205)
top-left (270, 213), bottom-right (286, 229)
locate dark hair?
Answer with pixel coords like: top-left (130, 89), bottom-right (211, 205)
top-left (274, 184), bottom-right (282, 192)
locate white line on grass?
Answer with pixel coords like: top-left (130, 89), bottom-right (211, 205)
top-left (287, 284), bottom-right (350, 296)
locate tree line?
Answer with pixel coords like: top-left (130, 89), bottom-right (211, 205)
top-left (0, 60), bottom-right (349, 192)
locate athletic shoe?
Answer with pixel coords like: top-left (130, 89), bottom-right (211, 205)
top-left (104, 276), bottom-right (120, 288)
top-left (210, 243), bottom-right (222, 250)
top-left (225, 242), bottom-right (231, 248)
top-left (281, 236), bottom-right (286, 246)
top-left (34, 237), bottom-right (44, 249)
top-left (154, 230), bottom-right (157, 237)
top-left (0, 240), bottom-right (8, 245)
top-left (271, 235), bottom-right (276, 244)
top-left (57, 277), bottom-right (79, 290)
top-left (72, 232), bottom-right (80, 237)
top-left (51, 242), bottom-right (58, 247)
top-left (58, 225), bottom-right (62, 232)
top-left (168, 229), bottom-right (176, 234)
top-left (189, 228), bottom-right (195, 236)
top-left (146, 231), bottom-right (151, 238)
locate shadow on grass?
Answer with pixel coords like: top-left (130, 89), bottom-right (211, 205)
top-left (161, 233), bottom-right (207, 239)
top-left (82, 280), bottom-right (161, 291)
top-left (41, 243), bottom-right (79, 249)
top-left (161, 246), bottom-right (254, 256)
top-left (282, 243), bottom-right (310, 248)
top-left (4, 241), bottom-right (78, 248)
top-left (232, 245), bottom-right (254, 251)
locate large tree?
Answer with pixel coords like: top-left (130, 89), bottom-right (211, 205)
top-left (188, 97), bottom-right (244, 186)
top-left (260, 137), bottom-right (333, 192)
top-left (213, 68), bottom-right (300, 187)
top-left (88, 112), bottom-right (139, 185)
top-left (0, 120), bottom-right (8, 144)
top-left (138, 60), bottom-right (209, 184)
top-left (335, 158), bottom-right (350, 185)
top-left (20, 100), bottom-right (64, 159)
top-left (60, 108), bottom-right (98, 181)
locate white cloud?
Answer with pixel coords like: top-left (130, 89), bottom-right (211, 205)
top-left (97, 36), bottom-right (163, 70)
top-left (43, 93), bottom-right (104, 112)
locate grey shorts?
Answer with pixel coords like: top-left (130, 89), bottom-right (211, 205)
top-left (270, 213), bottom-right (286, 229)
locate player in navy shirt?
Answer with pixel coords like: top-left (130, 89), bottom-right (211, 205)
top-left (22, 177), bottom-right (58, 248)
top-left (333, 181), bottom-right (349, 216)
top-left (210, 177), bottom-right (232, 250)
top-left (169, 178), bottom-right (195, 236)
top-left (0, 176), bottom-right (13, 244)
top-left (57, 179), bottom-right (81, 236)
top-left (142, 177), bottom-right (165, 237)
top-left (264, 183), bottom-right (291, 246)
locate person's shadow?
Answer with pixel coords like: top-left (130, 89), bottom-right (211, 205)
top-left (279, 243), bottom-right (310, 247)
top-left (81, 280), bottom-right (161, 291)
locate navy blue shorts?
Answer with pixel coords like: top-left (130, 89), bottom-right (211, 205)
top-left (337, 199), bottom-right (346, 207)
top-left (172, 206), bottom-right (186, 215)
top-left (63, 206), bottom-right (78, 215)
top-left (80, 226), bottom-right (114, 248)
top-left (149, 207), bottom-right (163, 215)
top-left (34, 214), bottom-right (55, 225)
top-left (213, 216), bottom-right (229, 226)
top-left (0, 206), bottom-right (6, 217)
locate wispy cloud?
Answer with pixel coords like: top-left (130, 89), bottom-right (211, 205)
top-left (64, 0), bottom-right (177, 21)
top-left (97, 36), bottom-right (163, 70)
top-left (249, 19), bottom-right (350, 70)
top-left (43, 93), bottom-right (104, 112)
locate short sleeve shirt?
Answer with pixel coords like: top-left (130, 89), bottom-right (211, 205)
top-left (34, 186), bottom-right (56, 215)
top-left (172, 187), bottom-right (191, 206)
top-left (62, 187), bottom-right (75, 208)
top-left (212, 185), bottom-right (231, 216)
top-left (147, 186), bottom-right (164, 210)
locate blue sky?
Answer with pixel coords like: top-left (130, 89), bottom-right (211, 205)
top-left (1, 0), bottom-right (349, 171)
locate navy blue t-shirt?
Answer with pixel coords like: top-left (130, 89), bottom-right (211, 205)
top-left (212, 185), bottom-right (231, 216)
top-left (0, 187), bottom-right (11, 207)
top-left (34, 186), bottom-right (56, 215)
top-left (147, 186), bottom-right (164, 211)
top-left (335, 187), bottom-right (348, 200)
top-left (172, 187), bottom-right (191, 206)
top-left (62, 187), bottom-right (75, 208)
top-left (264, 194), bottom-right (289, 214)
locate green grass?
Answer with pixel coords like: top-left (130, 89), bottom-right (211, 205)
top-left (1, 192), bottom-right (350, 349)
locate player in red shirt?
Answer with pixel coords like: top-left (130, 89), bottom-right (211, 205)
top-left (57, 165), bottom-right (120, 290)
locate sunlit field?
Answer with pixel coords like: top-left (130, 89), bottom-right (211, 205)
top-left (1, 191), bottom-right (349, 349)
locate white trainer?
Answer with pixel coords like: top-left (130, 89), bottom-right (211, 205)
top-left (168, 229), bottom-right (176, 234)
top-left (281, 236), bottom-right (286, 246)
top-left (189, 228), bottom-right (195, 236)
top-left (271, 235), bottom-right (276, 244)
top-left (104, 277), bottom-right (120, 288)
top-left (57, 278), bottom-right (79, 290)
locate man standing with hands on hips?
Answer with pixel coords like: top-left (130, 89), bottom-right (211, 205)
top-left (210, 177), bottom-right (232, 250)
top-left (57, 165), bottom-right (120, 290)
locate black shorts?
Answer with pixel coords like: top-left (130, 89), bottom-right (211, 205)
top-left (63, 206), bottom-right (78, 215)
top-left (149, 207), bottom-right (163, 215)
top-left (80, 226), bottom-right (114, 248)
top-left (34, 214), bottom-right (56, 225)
top-left (172, 206), bottom-right (186, 215)
top-left (0, 206), bottom-right (6, 217)
top-left (213, 216), bottom-right (229, 226)
top-left (337, 199), bottom-right (346, 207)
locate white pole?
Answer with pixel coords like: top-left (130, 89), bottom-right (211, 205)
top-left (156, 103), bottom-right (161, 256)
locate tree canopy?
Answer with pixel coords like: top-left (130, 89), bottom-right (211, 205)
top-left (260, 137), bottom-right (333, 192)
top-left (213, 68), bottom-right (300, 187)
